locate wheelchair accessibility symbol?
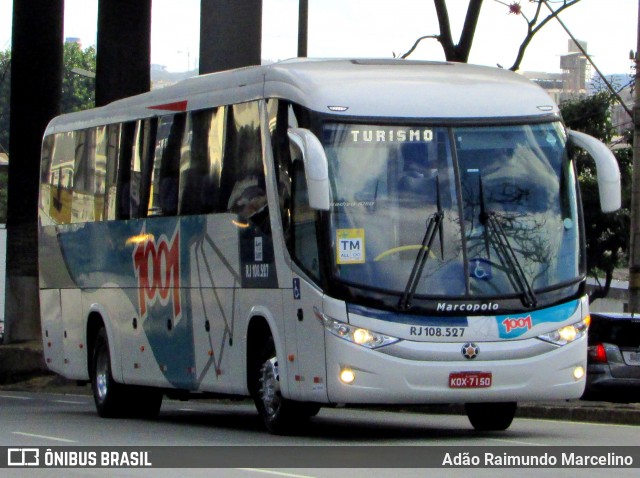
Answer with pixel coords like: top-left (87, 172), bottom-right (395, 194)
top-left (293, 278), bottom-right (301, 300)
top-left (470, 258), bottom-right (492, 281)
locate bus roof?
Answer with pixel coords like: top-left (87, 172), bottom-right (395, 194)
top-left (45, 58), bottom-right (560, 134)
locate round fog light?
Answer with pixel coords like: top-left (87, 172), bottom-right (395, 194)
top-left (573, 366), bottom-right (585, 380)
top-left (340, 368), bottom-right (355, 384)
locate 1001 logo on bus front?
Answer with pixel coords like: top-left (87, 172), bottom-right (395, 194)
top-left (132, 225), bottom-right (181, 322)
top-left (502, 315), bottom-right (532, 334)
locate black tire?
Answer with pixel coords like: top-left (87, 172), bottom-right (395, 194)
top-left (91, 327), bottom-right (126, 417)
top-left (127, 385), bottom-right (163, 419)
top-left (91, 327), bottom-right (163, 419)
top-left (251, 336), bottom-right (319, 434)
top-left (465, 402), bottom-right (517, 431)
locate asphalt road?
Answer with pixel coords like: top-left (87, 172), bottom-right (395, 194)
top-left (0, 390), bottom-right (638, 477)
top-left (0, 389), bottom-right (638, 446)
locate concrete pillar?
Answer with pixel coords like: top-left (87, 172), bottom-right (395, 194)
top-left (298, 0), bottom-right (308, 58)
top-left (95, 0), bottom-right (152, 106)
top-left (5, 0), bottom-right (64, 343)
top-left (199, 0), bottom-right (262, 74)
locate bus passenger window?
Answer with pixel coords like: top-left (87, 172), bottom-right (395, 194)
top-left (222, 102), bottom-right (269, 232)
top-left (71, 128), bottom-right (99, 223)
top-left (104, 124), bottom-right (121, 221)
top-left (148, 114), bottom-right (184, 217)
top-left (47, 132), bottom-right (75, 224)
top-left (179, 107), bottom-right (225, 215)
top-left (115, 122), bottom-right (135, 220)
top-left (128, 119), bottom-right (157, 219)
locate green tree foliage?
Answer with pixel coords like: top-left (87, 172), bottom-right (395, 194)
top-left (0, 42), bottom-right (96, 147)
top-left (62, 42), bottom-right (96, 113)
top-left (0, 43), bottom-right (95, 222)
top-left (561, 91), bottom-right (631, 301)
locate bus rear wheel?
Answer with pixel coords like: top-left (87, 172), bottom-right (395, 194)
top-left (91, 327), bottom-right (162, 419)
top-left (465, 402), bottom-right (517, 431)
top-left (252, 336), bottom-right (319, 434)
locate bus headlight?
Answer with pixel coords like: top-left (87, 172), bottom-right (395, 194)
top-left (537, 317), bottom-right (589, 346)
top-left (315, 309), bottom-right (400, 349)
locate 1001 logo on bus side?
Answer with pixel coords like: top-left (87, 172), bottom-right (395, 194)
top-left (132, 225), bottom-right (181, 322)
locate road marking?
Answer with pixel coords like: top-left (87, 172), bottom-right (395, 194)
top-left (488, 437), bottom-right (546, 446)
top-left (12, 432), bottom-right (77, 443)
top-left (54, 400), bottom-right (86, 405)
top-left (520, 416), bottom-right (640, 430)
top-left (549, 419), bottom-right (640, 429)
top-left (237, 469), bottom-right (317, 478)
top-left (0, 394), bottom-right (32, 400)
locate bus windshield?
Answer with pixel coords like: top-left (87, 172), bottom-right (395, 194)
top-left (323, 122), bottom-right (581, 304)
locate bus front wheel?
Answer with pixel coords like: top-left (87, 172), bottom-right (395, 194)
top-left (465, 402), bottom-right (517, 431)
top-left (252, 336), bottom-right (319, 434)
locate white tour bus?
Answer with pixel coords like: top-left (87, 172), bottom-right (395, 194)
top-left (38, 59), bottom-right (621, 433)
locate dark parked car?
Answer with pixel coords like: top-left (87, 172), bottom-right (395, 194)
top-left (582, 312), bottom-right (640, 402)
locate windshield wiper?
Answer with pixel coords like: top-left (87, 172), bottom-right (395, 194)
top-left (398, 211), bottom-right (443, 310)
top-left (478, 184), bottom-right (537, 309)
top-left (398, 179), bottom-right (444, 310)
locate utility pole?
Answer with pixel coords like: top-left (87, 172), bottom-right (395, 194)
top-left (628, 0), bottom-right (640, 312)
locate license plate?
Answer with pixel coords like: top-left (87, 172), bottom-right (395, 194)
top-left (449, 371), bottom-right (492, 388)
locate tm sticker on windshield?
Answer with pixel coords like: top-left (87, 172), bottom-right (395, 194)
top-left (337, 229), bottom-right (365, 264)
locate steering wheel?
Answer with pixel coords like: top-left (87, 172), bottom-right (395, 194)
top-left (374, 245), bottom-right (436, 262)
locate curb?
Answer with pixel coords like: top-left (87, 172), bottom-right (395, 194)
top-left (517, 401), bottom-right (640, 426)
top-left (0, 341), bottom-right (48, 383)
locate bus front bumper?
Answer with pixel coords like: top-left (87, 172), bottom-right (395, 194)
top-left (324, 333), bottom-right (587, 405)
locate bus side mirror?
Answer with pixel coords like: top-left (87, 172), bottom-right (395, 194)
top-left (568, 129), bottom-right (621, 213)
top-left (287, 128), bottom-right (331, 211)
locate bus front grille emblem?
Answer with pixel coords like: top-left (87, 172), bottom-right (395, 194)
top-left (462, 343), bottom-right (479, 360)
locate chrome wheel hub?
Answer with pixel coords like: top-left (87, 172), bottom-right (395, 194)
top-left (258, 357), bottom-right (281, 417)
top-left (95, 350), bottom-right (109, 401)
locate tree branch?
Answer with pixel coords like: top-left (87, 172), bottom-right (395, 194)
top-left (400, 35), bottom-right (440, 59)
top-left (509, 0), bottom-right (582, 71)
top-left (588, 269), bottom-right (613, 304)
top-left (433, 0), bottom-right (456, 60)
top-left (456, 0), bottom-right (484, 62)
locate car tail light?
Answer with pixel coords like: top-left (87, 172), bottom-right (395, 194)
top-left (588, 343), bottom-right (608, 363)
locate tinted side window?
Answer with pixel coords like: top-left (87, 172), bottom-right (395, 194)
top-left (223, 102), bottom-right (267, 229)
top-left (179, 107), bottom-right (226, 215)
top-left (268, 99), bottom-right (320, 281)
top-left (148, 114), bottom-right (185, 217)
top-left (115, 122), bottom-right (136, 220)
top-left (129, 119), bottom-right (157, 219)
top-left (71, 128), bottom-right (95, 223)
top-left (39, 135), bottom-right (56, 223)
top-left (590, 318), bottom-right (640, 348)
top-left (104, 124), bottom-right (121, 221)
top-left (48, 132), bottom-right (75, 224)
top-left (223, 101), bottom-right (278, 288)
top-left (70, 127), bottom-right (108, 223)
